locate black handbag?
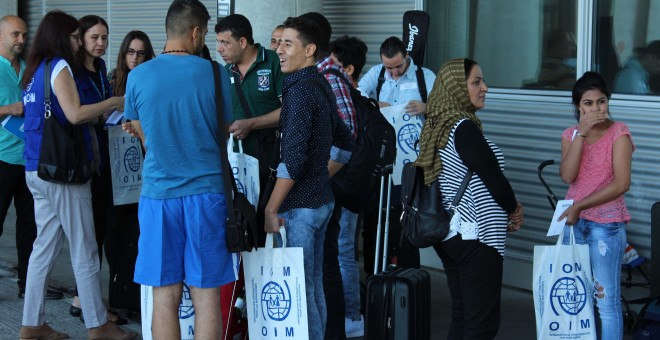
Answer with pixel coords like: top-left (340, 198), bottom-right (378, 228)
top-left (37, 59), bottom-right (93, 184)
top-left (400, 162), bottom-right (472, 248)
top-left (212, 61), bottom-right (258, 253)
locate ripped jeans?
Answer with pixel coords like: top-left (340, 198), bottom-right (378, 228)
top-left (563, 219), bottom-right (626, 340)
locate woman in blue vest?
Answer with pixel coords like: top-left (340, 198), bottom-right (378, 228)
top-left (19, 10), bottom-right (134, 340)
top-left (68, 14), bottom-right (128, 326)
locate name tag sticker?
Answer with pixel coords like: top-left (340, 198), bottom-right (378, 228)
top-left (400, 83), bottom-right (418, 91)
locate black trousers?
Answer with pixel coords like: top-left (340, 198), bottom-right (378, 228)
top-left (434, 235), bottom-right (503, 340)
top-left (91, 166), bottom-right (112, 266)
top-left (0, 160), bottom-right (37, 290)
top-left (323, 202), bottom-right (346, 340)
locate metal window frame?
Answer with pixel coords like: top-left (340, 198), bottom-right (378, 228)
top-left (482, 0), bottom-right (660, 108)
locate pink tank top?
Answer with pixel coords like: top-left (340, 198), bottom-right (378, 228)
top-left (562, 121), bottom-right (635, 223)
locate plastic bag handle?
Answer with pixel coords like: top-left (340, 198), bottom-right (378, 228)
top-left (556, 226), bottom-right (576, 246)
top-left (227, 133), bottom-right (244, 154)
top-left (265, 226), bottom-right (286, 249)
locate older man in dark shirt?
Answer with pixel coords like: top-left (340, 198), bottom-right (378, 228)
top-left (264, 16), bottom-right (353, 340)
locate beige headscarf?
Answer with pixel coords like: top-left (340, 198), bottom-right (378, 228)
top-left (414, 58), bottom-right (482, 185)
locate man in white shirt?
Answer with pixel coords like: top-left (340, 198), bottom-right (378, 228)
top-left (358, 36), bottom-right (435, 116)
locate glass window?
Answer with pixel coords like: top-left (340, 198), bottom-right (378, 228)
top-left (427, 0), bottom-right (577, 90)
top-left (595, 0), bottom-right (660, 95)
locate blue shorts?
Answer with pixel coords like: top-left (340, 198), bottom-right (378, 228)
top-left (134, 193), bottom-right (238, 288)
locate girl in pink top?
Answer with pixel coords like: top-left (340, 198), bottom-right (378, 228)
top-left (559, 71), bottom-right (635, 340)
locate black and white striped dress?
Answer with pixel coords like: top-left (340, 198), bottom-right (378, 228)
top-left (439, 119), bottom-right (509, 255)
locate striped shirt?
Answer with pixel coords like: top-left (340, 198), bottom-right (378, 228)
top-left (439, 119), bottom-right (512, 255)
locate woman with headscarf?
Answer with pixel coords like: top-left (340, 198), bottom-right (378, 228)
top-left (415, 58), bottom-right (524, 339)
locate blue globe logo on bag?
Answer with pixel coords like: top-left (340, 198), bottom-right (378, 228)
top-left (179, 282), bottom-right (195, 319)
top-left (397, 124), bottom-right (420, 155)
top-left (261, 281), bottom-right (291, 321)
top-left (550, 276), bottom-right (588, 316)
top-left (123, 146), bottom-right (141, 172)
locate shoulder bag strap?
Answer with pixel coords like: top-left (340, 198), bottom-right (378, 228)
top-left (415, 67), bottom-right (427, 103)
top-left (211, 60), bottom-right (238, 224)
top-left (44, 59), bottom-right (52, 115)
top-left (232, 74), bottom-right (254, 118)
top-left (376, 67), bottom-right (386, 102)
top-left (322, 68), bottom-right (354, 90)
top-left (449, 170), bottom-right (473, 213)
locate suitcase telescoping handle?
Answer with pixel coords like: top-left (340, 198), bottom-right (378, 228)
top-left (374, 164), bottom-right (394, 275)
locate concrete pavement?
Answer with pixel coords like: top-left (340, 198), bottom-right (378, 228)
top-left (1, 203), bottom-right (648, 339)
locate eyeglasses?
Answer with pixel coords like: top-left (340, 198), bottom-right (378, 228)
top-left (126, 48), bottom-right (147, 57)
top-left (69, 34), bottom-right (80, 41)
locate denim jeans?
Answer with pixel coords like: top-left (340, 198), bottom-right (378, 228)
top-left (278, 202), bottom-right (334, 340)
top-left (337, 207), bottom-right (361, 320)
top-left (563, 219), bottom-right (626, 340)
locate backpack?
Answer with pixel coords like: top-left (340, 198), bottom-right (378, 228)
top-left (376, 66), bottom-right (428, 103)
top-left (322, 68), bottom-right (397, 213)
top-left (634, 296), bottom-right (660, 339)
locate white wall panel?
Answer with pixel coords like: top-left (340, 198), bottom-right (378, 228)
top-left (324, 0), bottom-right (419, 75)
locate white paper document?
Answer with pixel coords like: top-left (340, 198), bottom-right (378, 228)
top-left (547, 199), bottom-right (574, 236)
top-left (105, 110), bottom-right (124, 125)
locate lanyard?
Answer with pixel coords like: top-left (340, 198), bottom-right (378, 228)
top-left (88, 67), bottom-right (107, 101)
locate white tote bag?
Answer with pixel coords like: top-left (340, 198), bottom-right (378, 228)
top-left (243, 228), bottom-right (309, 339)
top-left (107, 125), bottom-right (143, 205)
top-left (533, 228), bottom-right (596, 340)
top-left (140, 282), bottom-right (196, 340)
top-left (228, 134), bottom-right (260, 207)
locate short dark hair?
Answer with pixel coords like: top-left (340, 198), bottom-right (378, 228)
top-left (282, 16), bottom-right (321, 58)
top-left (464, 58), bottom-right (479, 79)
top-left (215, 14), bottom-right (254, 45)
top-left (22, 10), bottom-right (79, 88)
top-left (166, 0), bottom-right (210, 38)
top-left (330, 35), bottom-right (368, 79)
top-left (380, 36), bottom-right (407, 59)
top-left (571, 71), bottom-right (612, 121)
top-left (299, 12), bottom-right (331, 54)
top-left (78, 15), bottom-right (108, 39)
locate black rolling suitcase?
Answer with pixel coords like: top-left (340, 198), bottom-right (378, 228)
top-left (365, 165), bottom-right (431, 340)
